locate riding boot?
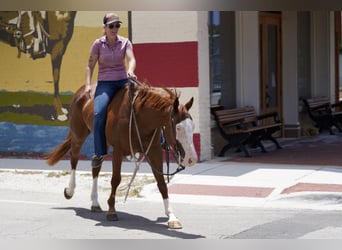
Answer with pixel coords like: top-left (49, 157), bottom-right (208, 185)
top-left (91, 155), bottom-right (104, 168)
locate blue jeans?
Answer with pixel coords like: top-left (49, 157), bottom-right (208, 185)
top-left (93, 79), bottom-right (127, 156)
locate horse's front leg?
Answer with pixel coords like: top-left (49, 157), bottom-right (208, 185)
top-left (163, 198), bottom-right (182, 229)
top-left (149, 148), bottom-right (182, 229)
top-left (91, 164), bottom-right (103, 212)
top-left (106, 152), bottom-right (122, 221)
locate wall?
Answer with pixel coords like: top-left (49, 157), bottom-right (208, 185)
top-left (0, 11), bottom-right (209, 161)
top-left (0, 11), bottom-right (129, 96)
top-left (0, 11), bottom-right (129, 157)
top-left (131, 11), bottom-right (210, 160)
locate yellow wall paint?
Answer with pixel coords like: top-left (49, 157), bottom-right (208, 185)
top-left (0, 11), bottom-right (129, 93)
top-left (75, 11), bottom-right (129, 27)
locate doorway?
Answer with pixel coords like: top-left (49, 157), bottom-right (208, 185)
top-left (259, 12), bottom-right (282, 117)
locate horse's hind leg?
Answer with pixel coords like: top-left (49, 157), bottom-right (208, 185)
top-left (64, 165), bottom-right (75, 199)
top-left (64, 126), bottom-right (89, 200)
top-left (64, 139), bottom-right (86, 199)
top-left (68, 130), bottom-right (102, 212)
top-left (68, 131), bottom-right (103, 212)
top-left (149, 148), bottom-right (182, 229)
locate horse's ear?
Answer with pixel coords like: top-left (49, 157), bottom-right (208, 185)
top-left (185, 97), bottom-right (194, 111)
top-left (173, 97), bottom-right (179, 113)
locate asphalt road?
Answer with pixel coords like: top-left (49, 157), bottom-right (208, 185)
top-left (1, 186), bottom-right (342, 239)
top-left (2, 158), bottom-right (342, 239)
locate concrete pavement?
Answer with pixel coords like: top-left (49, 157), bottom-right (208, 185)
top-left (144, 159), bottom-right (342, 210)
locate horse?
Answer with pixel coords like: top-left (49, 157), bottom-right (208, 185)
top-left (0, 11), bottom-right (76, 121)
top-left (46, 81), bottom-right (198, 229)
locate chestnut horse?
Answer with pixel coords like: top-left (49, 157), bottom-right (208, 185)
top-left (46, 81), bottom-right (197, 229)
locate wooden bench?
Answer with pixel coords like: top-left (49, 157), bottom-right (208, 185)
top-left (213, 106), bottom-right (282, 157)
top-left (302, 97), bottom-right (342, 134)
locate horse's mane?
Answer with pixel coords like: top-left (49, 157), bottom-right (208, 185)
top-left (135, 83), bottom-right (179, 111)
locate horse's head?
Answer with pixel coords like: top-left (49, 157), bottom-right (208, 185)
top-left (132, 84), bottom-right (198, 167)
top-left (171, 97), bottom-right (198, 167)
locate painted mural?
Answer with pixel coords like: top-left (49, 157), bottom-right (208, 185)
top-left (0, 11), bottom-right (129, 157)
top-left (0, 11), bottom-right (202, 159)
top-left (0, 11), bottom-right (129, 124)
top-left (0, 11), bottom-right (76, 123)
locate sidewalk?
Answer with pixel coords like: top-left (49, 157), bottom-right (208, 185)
top-left (141, 132), bottom-right (342, 210)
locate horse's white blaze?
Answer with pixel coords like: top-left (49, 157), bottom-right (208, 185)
top-left (91, 177), bottom-right (100, 207)
top-left (65, 169), bottom-right (76, 197)
top-left (176, 118), bottom-right (198, 167)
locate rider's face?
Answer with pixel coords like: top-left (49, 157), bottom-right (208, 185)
top-left (105, 22), bottom-right (120, 38)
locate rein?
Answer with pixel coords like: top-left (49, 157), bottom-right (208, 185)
top-left (161, 126), bottom-right (186, 183)
top-left (124, 80), bottom-right (157, 202)
top-left (124, 79), bottom-right (185, 201)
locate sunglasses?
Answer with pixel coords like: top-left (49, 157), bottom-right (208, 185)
top-left (108, 23), bottom-right (121, 29)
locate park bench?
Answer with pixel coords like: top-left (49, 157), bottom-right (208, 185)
top-left (302, 97), bottom-right (342, 134)
top-left (213, 106), bottom-right (282, 157)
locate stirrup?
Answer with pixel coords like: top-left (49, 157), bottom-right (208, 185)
top-left (161, 141), bottom-right (170, 151)
top-left (91, 155), bottom-right (104, 168)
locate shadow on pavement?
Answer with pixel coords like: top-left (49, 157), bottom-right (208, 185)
top-left (52, 206), bottom-right (205, 239)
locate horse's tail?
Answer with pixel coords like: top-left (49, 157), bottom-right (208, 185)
top-left (46, 131), bottom-right (72, 166)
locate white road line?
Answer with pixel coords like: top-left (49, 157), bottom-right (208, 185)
top-left (0, 199), bottom-right (60, 206)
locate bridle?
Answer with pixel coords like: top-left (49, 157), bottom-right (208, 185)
top-left (123, 79), bottom-right (185, 201)
top-left (162, 106), bottom-right (187, 182)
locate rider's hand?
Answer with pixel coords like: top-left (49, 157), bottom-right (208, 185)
top-left (127, 71), bottom-right (137, 80)
top-left (85, 84), bottom-right (91, 97)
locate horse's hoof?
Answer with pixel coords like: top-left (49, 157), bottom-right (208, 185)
top-left (168, 220), bottom-right (182, 229)
top-left (106, 213), bottom-right (119, 221)
top-left (91, 206), bottom-right (102, 213)
top-left (64, 188), bottom-right (73, 200)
